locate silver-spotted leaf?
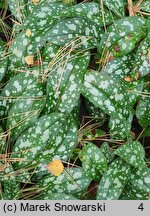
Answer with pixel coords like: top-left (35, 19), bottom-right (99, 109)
top-left (103, 0), bottom-right (126, 17)
top-left (11, 113), bottom-right (67, 168)
top-left (1, 165), bottom-right (20, 200)
top-left (46, 51), bottom-right (90, 113)
top-left (114, 141), bottom-right (145, 168)
top-left (82, 70), bottom-right (143, 139)
top-left (36, 114), bottom-right (78, 176)
top-left (61, 2), bottom-right (117, 26)
top-left (98, 16), bottom-right (146, 58)
top-left (100, 142), bottom-right (115, 164)
top-left (9, 2), bottom-right (67, 66)
top-left (43, 17), bottom-right (102, 48)
top-left (96, 158), bottom-right (131, 200)
top-left (81, 142), bottom-right (107, 180)
top-left (37, 167), bottom-right (91, 198)
top-left (41, 193), bottom-right (78, 200)
top-left (120, 166), bottom-right (150, 200)
top-left (136, 97), bottom-right (150, 128)
top-left (0, 40), bottom-right (8, 82)
top-left (132, 37), bottom-right (150, 77)
top-left (85, 98), bottom-right (107, 125)
top-left (6, 80), bottom-right (46, 142)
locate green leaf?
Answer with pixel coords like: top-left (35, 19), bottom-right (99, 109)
top-left (109, 112), bottom-right (133, 139)
top-left (1, 72), bottom-right (38, 104)
top-left (82, 70), bottom-right (143, 139)
top-left (11, 113), bottom-right (65, 168)
top-left (114, 141), bottom-right (145, 168)
top-left (37, 167), bottom-right (91, 198)
top-left (130, 167), bottom-right (150, 194)
top-left (1, 72), bottom-right (46, 141)
top-left (41, 43), bottom-right (60, 69)
top-left (100, 55), bottom-right (132, 78)
top-left (81, 142), bottom-right (107, 180)
top-left (136, 97), bottom-right (150, 128)
top-left (141, 127), bottom-right (150, 138)
top-left (6, 80), bottom-right (46, 142)
top-left (40, 193), bottom-right (79, 200)
top-left (36, 114), bottom-right (78, 175)
top-left (12, 113), bottom-right (77, 169)
top-left (85, 98), bottom-right (107, 125)
top-left (100, 142), bottom-right (115, 164)
top-left (98, 16), bottom-right (146, 58)
top-left (80, 128), bottom-right (106, 141)
top-left (46, 51), bottom-right (90, 113)
top-left (61, 2), bottom-right (118, 26)
top-left (132, 37), bottom-right (149, 77)
top-left (0, 126), bottom-right (6, 154)
top-left (96, 158), bottom-right (131, 200)
top-left (140, 0), bottom-right (150, 13)
top-left (8, 0), bottom-right (31, 22)
top-left (103, 0), bottom-right (126, 18)
top-left (0, 40), bottom-right (8, 82)
top-left (1, 163), bottom-right (31, 184)
top-left (82, 71), bottom-right (129, 116)
top-left (1, 72), bottom-right (38, 117)
top-left (1, 165), bottom-right (20, 200)
top-left (120, 167), bottom-right (150, 200)
top-left (9, 2), bottom-right (67, 65)
top-left (43, 17), bottom-right (102, 48)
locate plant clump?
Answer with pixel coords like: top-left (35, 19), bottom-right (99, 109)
top-left (0, 0), bottom-right (149, 200)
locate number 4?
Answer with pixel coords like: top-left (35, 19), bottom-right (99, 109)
top-left (138, 203), bottom-right (144, 211)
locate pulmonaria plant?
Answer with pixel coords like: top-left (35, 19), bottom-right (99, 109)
top-left (0, 0), bottom-right (150, 200)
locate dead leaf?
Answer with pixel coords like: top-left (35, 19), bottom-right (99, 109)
top-left (25, 55), bottom-right (34, 65)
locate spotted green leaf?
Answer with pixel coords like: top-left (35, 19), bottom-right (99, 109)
top-left (96, 158), bottom-right (131, 200)
top-left (40, 193), bottom-right (79, 200)
top-left (0, 40), bottom-right (8, 82)
top-left (136, 97), bottom-right (150, 128)
top-left (8, 0), bottom-right (32, 23)
top-left (102, 0), bottom-right (126, 18)
top-left (43, 17), bottom-right (102, 48)
top-left (140, 0), bottom-right (150, 13)
top-left (61, 2), bottom-right (117, 26)
top-left (114, 141), bottom-right (145, 168)
top-left (101, 55), bottom-right (132, 78)
top-left (11, 113), bottom-right (66, 168)
top-left (9, 2), bottom-right (67, 66)
top-left (0, 163), bottom-right (31, 184)
top-left (129, 166), bottom-right (150, 196)
top-left (109, 112), bottom-right (133, 139)
top-left (100, 142), bottom-right (115, 164)
top-left (82, 70), bottom-right (143, 117)
top-left (0, 126), bottom-right (6, 154)
top-left (6, 80), bottom-right (46, 142)
top-left (1, 165), bottom-right (20, 200)
top-left (81, 142), bottom-right (107, 180)
top-left (40, 42), bottom-right (60, 69)
top-left (120, 166), bottom-right (150, 200)
top-left (12, 113), bottom-right (77, 169)
top-left (36, 114), bottom-right (78, 175)
top-left (82, 71), bottom-right (129, 116)
top-left (1, 72), bottom-right (37, 99)
top-left (82, 70), bottom-right (143, 139)
top-left (1, 72), bottom-right (41, 118)
top-left (46, 51), bottom-right (90, 113)
top-left (132, 37), bottom-right (150, 77)
top-left (85, 98), bottom-right (107, 125)
top-left (37, 168), bottom-right (91, 198)
top-left (98, 16), bottom-right (146, 58)
top-left (1, 71), bottom-right (45, 132)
